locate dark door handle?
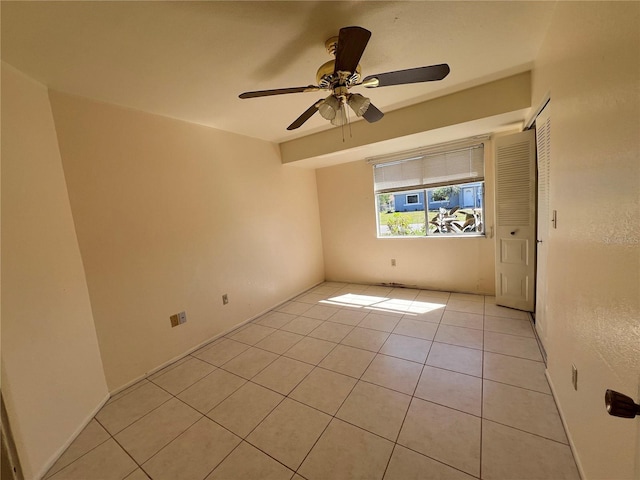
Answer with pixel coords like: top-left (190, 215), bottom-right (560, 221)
top-left (510, 230), bottom-right (517, 235)
top-left (605, 390), bottom-right (640, 418)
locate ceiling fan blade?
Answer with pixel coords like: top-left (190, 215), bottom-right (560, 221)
top-left (334, 26), bottom-right (371, 74)
top-left (287, 99), bottom-right (324, 130)
top-left (362, 64), bottom-right (450, 88)
top-left (239, 86), bottom-right (320, 99)
top-left (363, 103), bottom-right (384, 123)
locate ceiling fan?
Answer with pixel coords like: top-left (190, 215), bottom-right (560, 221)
top-left (238, 26), bottom-right (450, 131)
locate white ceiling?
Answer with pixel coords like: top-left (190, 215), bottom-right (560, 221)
top-left (1, 1), bottom-right (556, 144)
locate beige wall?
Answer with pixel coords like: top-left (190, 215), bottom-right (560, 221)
top-left (1, 64), bottom-right (109, 480)
top-left (531, 3), bottom-right (640, 479)
top-left (48, 92), bottom-right (325, 391)
top-left (316, 143), bottom-right (496, 294)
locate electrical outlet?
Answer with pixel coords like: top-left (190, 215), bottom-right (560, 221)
top-left (391, 259), bottom-right (396, 267)
top-left (571, 364), bottom-right (578, 390)
top-left (222, 294), bottom-right (229, 305)
top-left (170, 311), bottom-right (187, 327)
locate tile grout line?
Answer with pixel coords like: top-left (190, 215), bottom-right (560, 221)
top-left (58, 284), bottom-right (563, 479)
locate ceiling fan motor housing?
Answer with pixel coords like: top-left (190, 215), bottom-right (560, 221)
top-left (316, 61), bottom-right (361, 89)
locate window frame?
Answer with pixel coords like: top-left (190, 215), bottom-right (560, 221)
top-left (371, 141), bottom-right (487, 239)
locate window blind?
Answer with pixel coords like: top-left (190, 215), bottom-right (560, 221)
top-left (373, 144), bottom-right (484, 194)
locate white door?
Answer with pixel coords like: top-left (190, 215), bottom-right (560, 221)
top-left (494, 130), bottom-right (536, 311)
top-left (535, 103), bottom-right (551, 347)
top-left (463, 188), bottom-right (474, 207)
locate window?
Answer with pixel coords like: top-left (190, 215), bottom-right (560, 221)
top-left (406, 194), bottom-right (419, 204)
top-left (372, 143), bottom-right (485, 237)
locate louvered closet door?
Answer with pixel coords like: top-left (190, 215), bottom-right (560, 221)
top-left (494, 130), bottom-right (536, 311)
top-left (535, 104), bottom-right (551, 346)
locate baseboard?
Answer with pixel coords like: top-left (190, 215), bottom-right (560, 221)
top-left (109, 280), bottom-right (324, 397)
top-left (36, 391), bottom-right (110, 480)
top-left (545, 371), bottom-right (586, 480)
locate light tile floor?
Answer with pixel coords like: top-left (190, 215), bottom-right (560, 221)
top-left (45, 282), bottom-right (580, 480)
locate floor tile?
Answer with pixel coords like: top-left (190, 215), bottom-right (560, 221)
top-left (308, 321), bottom-right (354, 343)
top-left (366, 300), bottom-right (407, 316)
top-left (482, 420), bottom-right (580, 479)
top-left (283, 336), bottom-right (337, 365)
top-left (246, 398), bottom-right (331, 470)
top-left (48, 439), bottom-right (137, 480)
top-left (414, 366), bottom-right (482, 416)
top-left (434, 324), bottom-right (484, 350)
top-left (276, 301), bottom-right (312, 316)
top-left (449, 292), bottom-right (484, 303)
top-left (115, 398), bottom-right (201, 464)
top-left (408, 305), bottom-right (445, 323)
top-left (207, 382), bottom-right (283, 437)
top-left (484, 301), bottom-right (531, 320)
top-left (147, 357), bottom-right (191, 381)
top-left (390, 288), bottom-right (420, 300)
top-left (379, 334), bottom-right (431, 363)
top-left (254, 329), bottom-right (304, 354)
top-left (361, 354), bottom-right (422, 395)
top-left (415, 290), bottom-right (450, 301)
top-left (358, 312), bottom-right (401, 332)
top-left (312, 284), bottom-right (342, 294)
top-left (441, 310), bottom-right (484, 330)
top-left (254, 311), bottom-right (299, 329)
top-left (392, 318), bottom-right (438, 340)
top-left (150, 357), bottom-right (216, 395)
top-left (124, 469), bottom-right (150, 480)
top-left (331, 292), bottom-right (387, 307)
top-left (205, 441), bottom-right (294, 480)
top-left (341, 326), bottom-right (390, 351)
top-left (446, 299), bottom-right (484, 315)
top-left (142, 417), bottom-right (240, 480)
top-left (280, 316), bottom-right (323, 335)
top-left (302, 304), bottom-right (339, 320)
top-left (336, 381), bottom-right (411, 441)
top-left (484, 315), bottom-right (534, 337)
top-left (221, 347), bottom-right (279, 379)
top-left (483, 380), bottom-right (567, 443)
top-left (295, 292), bottom-right (328, 304)
top-left (329, 309), bottom-right (368, 326)
top-left (384, 445), bottom-right (476, 480)
top-left (228, 324), bottom-right (276, 345)
top-left (96, 382), bottom-right (172, 435)
top-left (192, 338), bottom-right (250, 366)
top-left (483, 351), bottom-right (551, 394)
top-left (363, 285), bottom-right (393, 296)
top-left (177, 369), bottom-right (246, 414)
top-left (319, 344), bottom-right (376, 378)
top-left (105, 379), bottom-right (150, 405)
top-left (484, 331), bottom-right (542, 361)
top-left (398, 398), bottom-right (481, 477)
top-left (252, 356), bottom-right (314, 394)
top-left (426, 342), bottom-right (483, 377)
top-left (45, 419), bottom-right (110, 477)
top-left (298, 418), bottom-right (394, 480)
top-left (290, 367), bottom-right (357, 415)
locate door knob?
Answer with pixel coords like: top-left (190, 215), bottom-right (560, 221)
top-left (605, 389), bottom-right (640, 418)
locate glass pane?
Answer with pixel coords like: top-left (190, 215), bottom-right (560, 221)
top-left (376, 191), bottom-right (426, 237)
top-left (426, 182), bottom-right (484, 235)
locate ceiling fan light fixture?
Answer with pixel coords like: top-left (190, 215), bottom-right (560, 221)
top-left (348, 93), bottom-right (371, 117)
top-left (330, 104), bottom-right (348, 126)
top-left (318, 95), bottom-right (340, 120)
